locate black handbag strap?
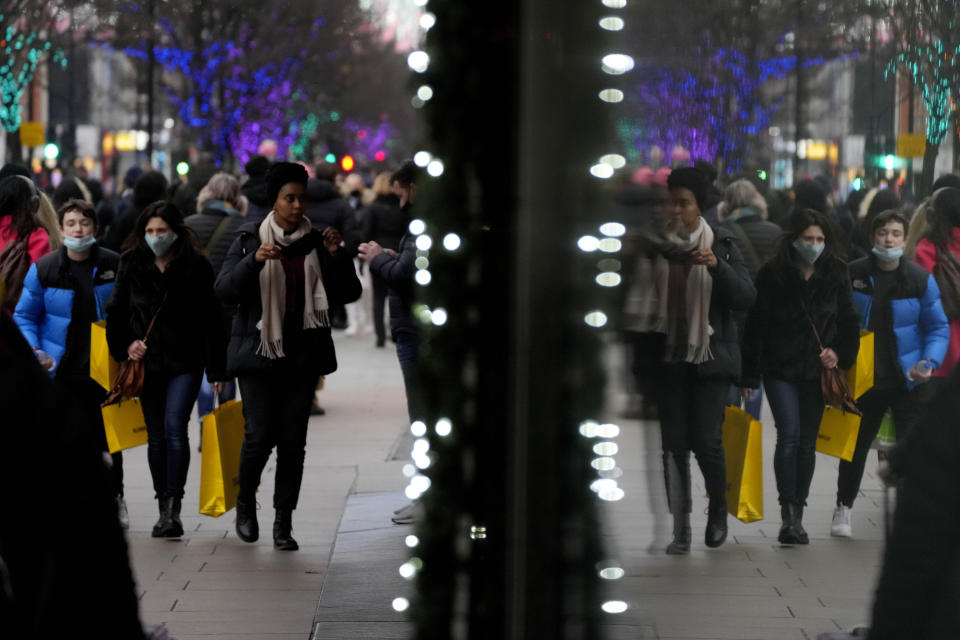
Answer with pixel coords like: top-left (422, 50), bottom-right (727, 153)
top-left (142, 293), bottom-right (168, 342)
top-left (799, 300), bottom-right (825, 354)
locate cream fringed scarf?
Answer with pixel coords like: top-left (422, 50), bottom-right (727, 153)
top-left (624, 217), bottom-right (714, 364)
top-left (257, 212), bottom-right (330, 359)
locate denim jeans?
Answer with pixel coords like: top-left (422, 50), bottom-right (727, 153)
top-left (764, 376), bottom-right (824, 506)
top-left (140, 370), bottom-right (203, 499)
top-left (395, 331), bottom-right (419, 422)
top-left (237, 364), bottom-right (318, 510)
top-left (727, 383), bottom-right (764, 421)
top-left (196, 372), bottom-right (237, 418)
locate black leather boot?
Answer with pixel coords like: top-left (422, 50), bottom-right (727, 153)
top-left (705, 497), bottom-right (728, 548)
top-left (778, 504), bottom-right (802, 544)
top-left (792, 504), bottom-right (809, 544)
top-left (273, 509), bottom-right (299, 551)
top-left (151, 497), bottom-right (169, 538)
top-left (663, 453), bottom-right (692, 555)
top-left (235, 496), bottom-right (259, 543)
top-left (154, 496), bottom-right (184, 538)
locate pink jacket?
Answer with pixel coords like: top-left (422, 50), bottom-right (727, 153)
top-left (0, 216), bottom-right (51, 264)
top-left (915, 228), bottom-right (960, 376)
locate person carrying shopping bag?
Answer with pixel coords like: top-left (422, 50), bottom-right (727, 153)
top-left (830, 209), bottom-right (949, 537)
top-left (215, 162), bottom-right (361, 550)
top-left (105, 201), bottom-right (227, 538)
top-left (742, 208), bottom-right (861, 545)
top-left (634, 167), bottom-right (755, 554)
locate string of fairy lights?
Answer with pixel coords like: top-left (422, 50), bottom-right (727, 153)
top-left (579, 0), bottom-right (634, 619)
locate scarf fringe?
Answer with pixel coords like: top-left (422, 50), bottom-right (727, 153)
top-left (304, 308), bottom-right (330, 330)
top-left (256, 338), bottom-right (285, 360)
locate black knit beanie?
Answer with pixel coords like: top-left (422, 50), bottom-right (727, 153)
top-left (667, 166), bottom-right (708, 212)
top-left (266, 162), bottom-right (308, 205)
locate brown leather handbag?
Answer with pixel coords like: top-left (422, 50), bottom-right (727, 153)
top-left (0, 238), bottom-right (29, 313)
top-left (103, 295), bottom-right (166, 405)
top-left (801, 301), bottom-right (861, 416)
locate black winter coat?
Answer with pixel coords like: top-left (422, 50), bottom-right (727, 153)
top-left (369, 230), bottom-right (417, 339)
top-left (184, 204), bottom-right (245, 276)
top-left (105, 247), bottom-right (227, 381)
top-left (214, 222), bottom-right (362, 377)
top-left (720, 208), bottom-right (781, 279)
top-left (868, 371), bottom-right (960, 639)
top-left (741, 255), bottom-right (860, 387)
top-left (364, 194), bottom-right (406, 251)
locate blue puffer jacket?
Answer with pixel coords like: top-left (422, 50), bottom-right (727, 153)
top-left (849, 256), bottom-right (949, 388)
top-left (13, 245), bottom-right (119, 377)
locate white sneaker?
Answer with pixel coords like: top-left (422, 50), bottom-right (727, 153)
top-left (830, 505), bottom-right (851, 537)
top-left (117, 496), bottom-right (130, 530)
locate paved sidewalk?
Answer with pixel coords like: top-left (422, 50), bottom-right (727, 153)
top-left (598, 393), bottom-right (889, 639)
top-left (123, 333), bottom-right (410, 639)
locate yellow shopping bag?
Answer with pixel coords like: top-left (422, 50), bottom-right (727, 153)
top-left (722, 405), bottom-right (764, 523)
top-left (90, 320), bottom-right (118, 391)
top-left (199, 400), bottom-right (246, 517)
top-left (101, 398), bottom-right (148, 453)
top-left (816, 406), bottom-right (861, 461)
top-left (846, 330), bottom-right (874, 399)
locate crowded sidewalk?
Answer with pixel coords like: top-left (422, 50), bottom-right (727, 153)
top-left (120, 334), bottom-right (411, 639)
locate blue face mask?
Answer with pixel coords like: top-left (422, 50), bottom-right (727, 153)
top-left (792, 239), bottom-right (825, 265)
top-left (63, 235), bottom-right (97, 252)
top-left (145, 232), bottom-right (179, 257)
top-left (872, 245), bottom-right (904, 262)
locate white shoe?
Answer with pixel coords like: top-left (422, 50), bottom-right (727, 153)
top-left (117, 496), bottom-right (130, 530)
top-left (830, 505), bottom-right (851, 537)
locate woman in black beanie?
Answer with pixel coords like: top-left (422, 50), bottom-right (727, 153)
top-left (627, 166), bottom-right (755, 554)
top-left (215, 162), bottom-right (361, 550)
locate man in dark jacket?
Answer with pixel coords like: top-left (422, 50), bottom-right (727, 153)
top-left (358, 161), bottom-right (420, 525)
top-left (307, 161), bottom-right (355, 330)
top-left (242, 155), bottom-right (272, 226)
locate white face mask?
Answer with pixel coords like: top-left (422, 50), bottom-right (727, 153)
top-left (792, 239), bottom-right (825, 265)
top-left (63, 235), bottom-right (97, 252)
top-left (872, 245), bottom-right (904, 262)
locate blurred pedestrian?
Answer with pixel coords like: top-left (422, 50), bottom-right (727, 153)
top-left (362, 172), bottom-right (405, 348)
top-left (630, 167), bottom-right (755, 554)
top-left (831, 210), bottom-right (948, 538)
top-left (185, 172), bottom-right (248, 442)
top-left (216, 162), bottom-right (360, 550)
top-left (103, 170), bottom-right (168, 252)
top-left (13, 199), bottom-right (128, 526)
top-left (106, 201), bottom-right (227, 538)
top-left (742, 209), bottom-right (860, 545)
top-left (915, 187), bottom-right (960, 378)
top-left (719, 178), bottom-right (781, 279)
top-left (0, 175), bottom-right (50, 311)
top-left (242, 155), bottom-right (272, 226)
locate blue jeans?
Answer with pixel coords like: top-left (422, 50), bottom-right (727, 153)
top-left (764, 376), bottom-right (824, 506)
top-left (727, 383), bottom-right (764, 421)
top-left (395, 332), bottom-right (419, 422)
top-left (196, 372), bottom-right (237, 418)
top-left (140, 370), bottom-right (203, 499)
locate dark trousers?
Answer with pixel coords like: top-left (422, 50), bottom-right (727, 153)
top-left (836, 382), bottom-right (931, 507)
top-left (764, 376), bottom-right (824, 506)
top-left (395, 331), bottom-right (419, 422)
top-left (372, 273), bottom-right (389, 344)
top-left (57, 376), bottom-right (124, 498)
top-left (237, 365), bottom-right (318, 511)
top-left (653, 363), bottom-right (728, 503)
top-left (140, 370), bottom-right (203, 499)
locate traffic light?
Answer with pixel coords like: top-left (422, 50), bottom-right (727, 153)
top-left (43, 142), bottom-right (59, 160)
top-left (340, 155), bottom-right (355, 172)
top-left (882, 155), bottom-right (896, 171)
top-left (324, 152), bottom-right (336, 164)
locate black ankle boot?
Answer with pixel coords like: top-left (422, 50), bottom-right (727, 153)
top-left (152, 497), bottom-right (169, 538)
top-left (778, 504), bottom-right (802, 544)
top-left (791, 504), bottom-right (809, 544)
top-left (705, 498), bottom-right (728, 548)
top-left (663, 453), bottom-right (692, 555)
top-left (236, 496), bottom-right (259, 543)
top-left (154, 496), bottom-right (184, 538)
top-left (666, 513), bottom-right (691, 555)
top-left (273, 509), bottom-right (299, 551)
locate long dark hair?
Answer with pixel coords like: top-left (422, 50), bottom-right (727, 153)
top-left (0, 175), bottom-right (40, 239)
top-left (122, 200), bottom-right (202, 259)
top-left (925, 187), bottom-right (960, 251)
top-left (768, 208), bottom-right (846, 281)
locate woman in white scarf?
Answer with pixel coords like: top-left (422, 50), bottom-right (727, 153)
top-left (215, 162), bottom-right (361, 551)
top-left (628, 167), bottom-right (755, 556)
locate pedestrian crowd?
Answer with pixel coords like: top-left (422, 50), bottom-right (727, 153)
top-left (621, 164), bottom-right (960, 638)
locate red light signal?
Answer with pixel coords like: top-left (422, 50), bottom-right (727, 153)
top-left (375, 150), bottom-right (386, 162)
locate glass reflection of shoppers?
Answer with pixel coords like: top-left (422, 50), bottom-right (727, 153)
top-left (831, 210), bottom-right (948, 538)
top-left (216, 163), bottom-right (361, 550)
top-left (633, 167), bottom-right (755, 554)
top-left (106, 201), bottom-right (227, 538)
top-left (13, 199), bottom-right (128, 526)
top-left (914, 187), bottom-right (960, 378)
top-left (742, 209), bottom-right (860, 545)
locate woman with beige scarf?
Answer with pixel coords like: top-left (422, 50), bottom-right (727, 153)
top-left (628, 167), bottom-right (755, 555)
top-left (215, 162), bottom-right (361, 550)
